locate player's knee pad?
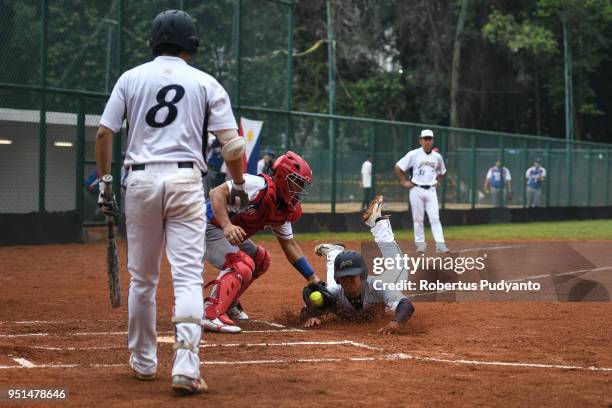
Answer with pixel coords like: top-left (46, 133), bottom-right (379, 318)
top-left (223, 251), bottom-right (256, 281)
top-left (252, 245), bottom-right (271, 279)
top-left (205, 252), bottom-right (254, 319)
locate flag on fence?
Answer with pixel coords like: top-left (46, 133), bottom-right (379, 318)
top-left (240, 117), bottom-right (264, 175)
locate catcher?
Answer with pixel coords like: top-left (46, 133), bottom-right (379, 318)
top-left (201, 151), bottom-right (330, 333)
top-left (301, 195), bottom-right (415, 334)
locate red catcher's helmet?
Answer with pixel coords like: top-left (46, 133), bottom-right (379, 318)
top-left (272, 151), bottom-right (313, 209)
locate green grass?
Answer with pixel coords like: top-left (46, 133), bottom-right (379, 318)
top-left (257, 219), bottom-right (612, 242)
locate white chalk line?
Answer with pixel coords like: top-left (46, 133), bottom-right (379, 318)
top-left (241, 329), bottom-right (305, 333)
top-left (0, 319), bottom-right (304, 337)
top-left (384, 353), bottom-right (612, 372)
top-left (9, 339), bottom-right (381, 352)
top-left (251, 319), bottom-right (289, 328)
top-left (26, 346), bottom-right (124, 351)
top-left (3, 354), bottom-right (608, 372)
top-left (1, 320), bottom-right (608, 373)
top-left (410, 265), bottom-right (612, 298)
top-left (0, 333), bottom-right (51, 338)
top-left (0, 319), bottom-right (292, 327)
top-left (0, 340), bottom-right (378, 369)
top-left (12, 357), bottom-right (35, 368)
top-left (455, 244), bottom-right (525, 254)
top-left (0, 320), bottom-right (116, 325)
top-left (505, 266), bottom-right (612, 284)
top-left (0, 329), bottom-right (306, 338)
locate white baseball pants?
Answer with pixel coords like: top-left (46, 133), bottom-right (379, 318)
top-left (409, 186), bottom-right (445, 243)
top-left (124, 163), bottom-right (205, 380)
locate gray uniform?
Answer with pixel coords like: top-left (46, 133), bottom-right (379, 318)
top-left (324, 219), bottom-right (409, 319)
top-left (204, 222), bottom-right (257, 270)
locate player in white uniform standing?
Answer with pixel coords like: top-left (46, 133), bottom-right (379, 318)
top-left (95, 10), bottom-right (248, 395)
top-left (394, 129), bottom-right (450, 253)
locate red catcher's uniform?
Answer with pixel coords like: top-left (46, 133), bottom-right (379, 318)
top-left (209, 173), bottom-right (302, 237)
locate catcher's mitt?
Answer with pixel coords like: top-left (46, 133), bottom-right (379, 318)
top-left (302, 281), bottom-right (336, 313)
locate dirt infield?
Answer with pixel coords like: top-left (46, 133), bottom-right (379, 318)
top-left (0, 241), bottom-right (611, 407)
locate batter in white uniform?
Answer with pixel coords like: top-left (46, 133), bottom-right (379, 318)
top-left (95, 10), bottom-right (247, 395)
top-left (394, 129), bottom-right (450, 253)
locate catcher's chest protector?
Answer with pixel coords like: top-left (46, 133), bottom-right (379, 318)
top-left (229, 174), bottom-right (301, 238)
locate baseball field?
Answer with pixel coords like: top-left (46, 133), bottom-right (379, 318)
top-left (0, 220), bottom-right (610, 407)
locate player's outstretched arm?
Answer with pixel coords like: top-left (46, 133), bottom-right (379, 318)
top-left (277, 237), bottom-right (322, 283)
top-left (209, 183), bottom-right (246, 245)
top-left (377, 298), bottom-right (415, 335)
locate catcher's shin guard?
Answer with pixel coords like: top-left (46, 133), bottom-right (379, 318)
top-left (204, 251), bottom-right (254, 320)
top-left (234, 245), bottom-right (271, 301)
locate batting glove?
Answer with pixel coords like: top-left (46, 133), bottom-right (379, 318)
top-left (97, 178), bottom-right (118, 217)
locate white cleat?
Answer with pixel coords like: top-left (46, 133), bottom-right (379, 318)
top-left (416, 242), bottom-right (427, 253)
top-left (201, 315), bottom-right (241, 334)
top-left (435, 242), bottom-right (450, 254)
top-left (362, 195), bottom-right (384, 227)
top-left (172, 375), bottom-right (208, 395)
top-left (314, 243), bottom-right (346, 257)
top-left (227, 304), bottom-right (249, 321)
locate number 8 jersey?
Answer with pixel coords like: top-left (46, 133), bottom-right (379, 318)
top-left (99, 55), bottom-right (237, 173)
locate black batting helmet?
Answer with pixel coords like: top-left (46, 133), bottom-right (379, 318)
top-left (334, 250), bottom-right (368, 284)
top-left (150, 10), bottom-right (199, 55)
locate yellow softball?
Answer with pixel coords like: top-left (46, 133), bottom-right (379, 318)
top-left (309, 291), bottom-right (324, 307)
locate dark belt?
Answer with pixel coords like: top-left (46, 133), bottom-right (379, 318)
top-left (131, 162), bottom-right (194, 171)
top-left (415, 184), bottom-right (433, 189)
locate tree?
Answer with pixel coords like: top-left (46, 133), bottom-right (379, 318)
top-left (450, 0), bottom-right (470, 128)
top-left (482, 0), bottom-right (612, 140)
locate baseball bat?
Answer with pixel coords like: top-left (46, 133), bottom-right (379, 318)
top-left (102, 174), bottom-right (121, 309)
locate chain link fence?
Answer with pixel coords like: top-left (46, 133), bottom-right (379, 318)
top-left (239, 108), bottom-right (612, 212)
top-left (0, 0), bottom-right (610, 218)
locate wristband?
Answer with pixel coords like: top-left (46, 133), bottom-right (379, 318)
top-left (233, 181), bottom-right (245, 191)
top-left (292, 256), bottom-right (315, 279)
top-left (393, 298), bottom-right (415, 323)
